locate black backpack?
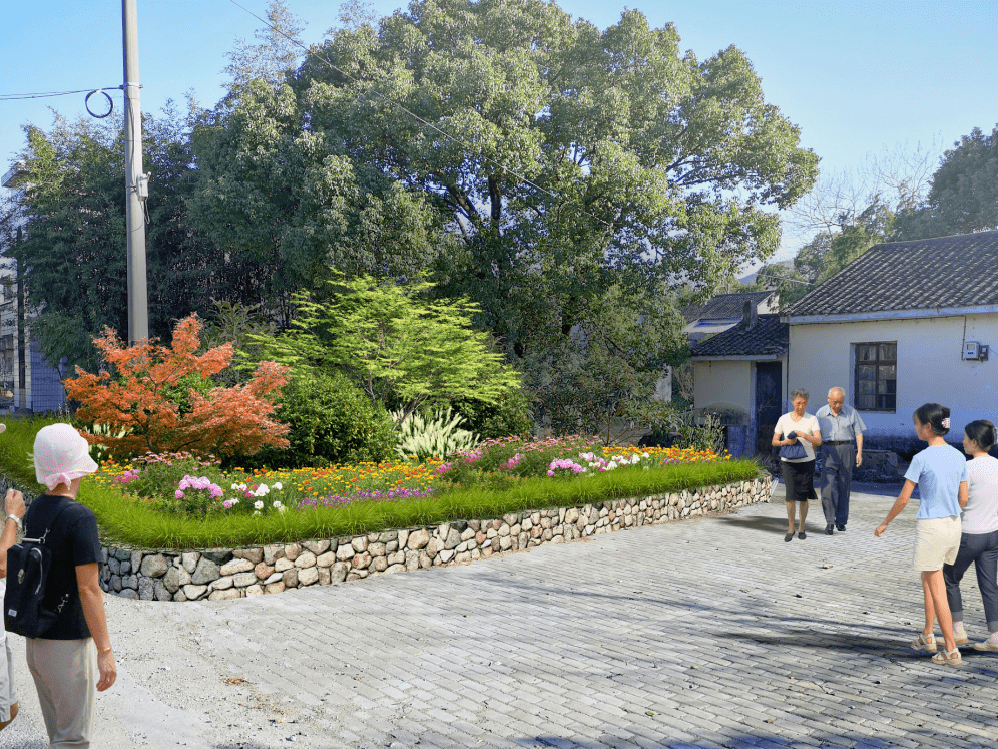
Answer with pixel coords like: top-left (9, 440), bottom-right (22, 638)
top-left (4, 504), bottom-right (71, 638)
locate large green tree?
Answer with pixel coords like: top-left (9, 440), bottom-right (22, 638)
top-left (286, 0), bottom-right (817, 356)
top-left (183, 0), bottom-right (817, 434)
top-left (895, 125), bottom-right (998, 240)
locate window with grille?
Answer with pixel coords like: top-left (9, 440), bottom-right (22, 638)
top-left (854, 342), bottom-right (896, 411)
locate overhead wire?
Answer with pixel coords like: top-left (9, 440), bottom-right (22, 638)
top-left (0, 86), bottom-right (121, 102)
top-left (223, 0), bottom-right (616, 230)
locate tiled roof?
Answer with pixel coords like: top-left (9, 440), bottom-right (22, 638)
top-left (691, 315), bottom-right (788, 358)
top-left (682, 291), bottom-right (774, 323)
top-left (786, 230), bottom-right (998, 317)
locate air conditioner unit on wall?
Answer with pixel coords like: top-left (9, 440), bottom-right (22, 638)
top-left (963, 341), bottom-right (980, 360)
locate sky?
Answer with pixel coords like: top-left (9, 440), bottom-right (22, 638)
top-left (1, 0), bottom-right (995, 260)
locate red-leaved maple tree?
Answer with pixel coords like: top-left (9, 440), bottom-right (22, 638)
top-left (64, 315), bottom-right (291, 459)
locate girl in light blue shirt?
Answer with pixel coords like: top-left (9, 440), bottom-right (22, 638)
top-left (875, 403), bottom-right (968, 666)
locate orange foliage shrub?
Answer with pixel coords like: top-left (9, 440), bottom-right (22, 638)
top-left (64, 315), bottom-right (291, 459)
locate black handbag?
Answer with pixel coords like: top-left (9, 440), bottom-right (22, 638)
top-left (779, 432), bottom-right (808, 460)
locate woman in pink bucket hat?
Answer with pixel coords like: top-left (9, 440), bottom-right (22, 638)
top-left (20, 423), bottom-right (115, 747)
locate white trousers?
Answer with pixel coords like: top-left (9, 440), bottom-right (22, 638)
top-left (25, 637), bottom-right (96, 748)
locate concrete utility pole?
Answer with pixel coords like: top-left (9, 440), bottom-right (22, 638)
top-left (122, 0), bottom-right (149, 342)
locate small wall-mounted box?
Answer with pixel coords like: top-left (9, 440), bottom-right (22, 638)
top-left (963, 341), bottom-right (989, 360)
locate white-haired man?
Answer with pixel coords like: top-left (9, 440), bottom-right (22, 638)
top-left (816, 387), bottom-right (866, 534)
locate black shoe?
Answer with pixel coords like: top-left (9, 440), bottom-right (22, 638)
top-left (798, 531), bottom-right (806, 540)
top-left (825, 524), bottom-right (834, 535)
top-left (785, 532), bottom-right (794, 542)
top-left (836, 524), bottom-right (846, 532)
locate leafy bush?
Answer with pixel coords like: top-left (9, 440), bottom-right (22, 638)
top-left (394, 407), bottom-right (479, 461)
top-left (675, 410), bottom-right (726, 454)
top-left (451, 390), bottom-right (534, 440)
top-left (245, 370), bottom-right (398, 469)
top-left (260, 274), bottom-right (522, 422)
top-left (63, 315), bottom-right (290, 460)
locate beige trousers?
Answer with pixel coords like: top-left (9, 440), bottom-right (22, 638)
top-left (25, 637), bottom-right (96, 748)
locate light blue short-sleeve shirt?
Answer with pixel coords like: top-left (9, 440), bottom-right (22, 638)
top-left (904, 444), bottom-right (968, 519)
top-left (815, 403), bottom-right (867, 442)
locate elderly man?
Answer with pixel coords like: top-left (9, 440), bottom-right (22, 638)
top-left (816, 387), bottom-right (866, 534)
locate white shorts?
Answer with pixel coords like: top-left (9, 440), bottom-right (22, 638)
top-left (913, 516), bottom-right (961, 572)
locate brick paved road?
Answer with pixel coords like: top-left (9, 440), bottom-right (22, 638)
top-left (5, 490), bottom-right (998, 748)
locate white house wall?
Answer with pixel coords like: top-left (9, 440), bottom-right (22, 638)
top-left (788, 314), bottom-right (998, 437)
top-left (693, 360), bottom-right (753, 413)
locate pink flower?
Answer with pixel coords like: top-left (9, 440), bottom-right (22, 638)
top-left (175, 490), bottom-right (184, 499)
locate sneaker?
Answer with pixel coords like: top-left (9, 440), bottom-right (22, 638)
top-left (825, 524), bottom-right (834, 535)
top-left (972, 638), bottom-right (998, 652)
top-left (836, 524), bottom-right (846, 532)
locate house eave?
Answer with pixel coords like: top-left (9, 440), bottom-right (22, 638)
top-left (782, 304), bottom-right (998, 325)
top-left (691, 353), bottom-right (784, 362)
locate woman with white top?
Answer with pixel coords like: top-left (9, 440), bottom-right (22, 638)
top-left (773, 389), bottom-right (823, 542)
top-left (944, 419), bottom-right (998, 652)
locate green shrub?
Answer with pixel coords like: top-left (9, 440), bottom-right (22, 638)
top-left (244, 371), bottom-right (397, 469)
top-left (394, 408), bottom-right (479, 460)
top-left (451, 390), bottom-right (534, 440)
top-left (675, 410), bottom-right (726, 454)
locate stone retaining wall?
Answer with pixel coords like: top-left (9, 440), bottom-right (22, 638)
top-left (101, 476), bottom-right (773, 602)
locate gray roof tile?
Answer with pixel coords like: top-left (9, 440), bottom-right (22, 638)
top-left (682, 291), bottom-right (774, 323)
top-left (691, 315), bottom-right (788, 358)
top-left (786, 230), bottom-right (998, 317)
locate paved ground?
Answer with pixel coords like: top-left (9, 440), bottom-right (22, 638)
top-left (4, 487), bottom-right (998, 749)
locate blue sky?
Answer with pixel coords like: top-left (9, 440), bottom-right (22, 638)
top-left (1, 0), bottom-right (995, 258)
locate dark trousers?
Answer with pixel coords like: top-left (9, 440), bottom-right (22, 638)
top-left (820, 443), bottom-right (854, 526)
top-left (943, 530), bottom-right (998, 632)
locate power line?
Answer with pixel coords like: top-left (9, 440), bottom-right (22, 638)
top-left (223, 0), bottom-right (615, 230)
top-left (0, 86), bottom-right (121, 102)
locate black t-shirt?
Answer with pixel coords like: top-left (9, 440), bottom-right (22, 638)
top-left (22, 493), bottom-right (102, 640)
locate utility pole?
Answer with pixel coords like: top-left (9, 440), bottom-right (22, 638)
top-left (122, 0), bottom-right (149, 342)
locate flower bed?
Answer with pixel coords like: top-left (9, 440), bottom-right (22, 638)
top-left (90, 437), bottom-right (727, 525)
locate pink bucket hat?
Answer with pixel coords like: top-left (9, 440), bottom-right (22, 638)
top-left (34, 423), bottom-right (99, 490)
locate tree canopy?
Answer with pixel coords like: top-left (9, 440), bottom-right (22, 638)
top-left (894, 124), bottom-right (998, 240)
top-left (3, 0), bottom-right (820, 432)
top-left (277, 0), bottom-right (818, 353)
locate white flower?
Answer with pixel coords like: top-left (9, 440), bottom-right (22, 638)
top-left (273, 500), bottom-right (283, 509)
top-left (252, 510), bottom-right (261, 516)
top-left (273, 482), bottom-right (283, 490)
top-left (254, 500), bottom-right (264, 510)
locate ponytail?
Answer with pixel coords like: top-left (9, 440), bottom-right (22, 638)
top-left (965, 419), bottom-right (997, 451)
top-left (913, 403), bottom-right (950, 436)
